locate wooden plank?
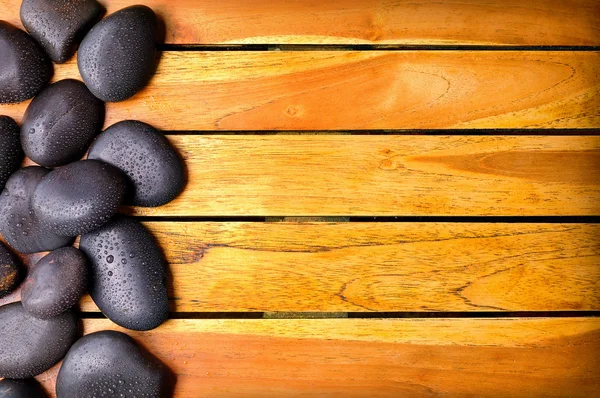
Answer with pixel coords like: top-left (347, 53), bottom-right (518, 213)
top-left (34, 318), bottom-right (600, 397)
top-left (2, 223), bottom-right (599, 312)
top-left (144, 135), bottom-right (600, 216)
top-left (1, 0), bottom-right (599, 46)
top-left (1, 51), bottom-right (600, 130)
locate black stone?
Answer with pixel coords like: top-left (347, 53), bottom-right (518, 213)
top-left (88, 120), bottom-right (185, 207)
top-left (0, 378), bottom-right (47, 397)
top-left (21, 79), bottom-right (105, 167)
top-left (56, 331), bottom-right (173, 397)
top-left (31, 160), bottom-right (127, 237)
top-left (20, 0), bottom-right (104, 64)
top-left (0, 242), bottom-right (22, 299)
top-left (0, 116), bottom-right (23, 192)
top-left (80, 216), bottom-right (169, 331)
top-left (0, 167), bottom-right (74, 254)
top-left (0, 302), bottom-right (78, 379)
top-left (21, 247), bottom-right (88, 319)
top-left (77, 5), bottom-right (157, 102)
top-left (0, 21), bottom-right (51, 104)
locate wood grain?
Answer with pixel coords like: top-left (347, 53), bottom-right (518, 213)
top-left (1, 51), bottom-right (600, 130)
top-left (2, 223), bottom-right (599, 312)
top-left (143, 135), bottom-right (600, 216)
top-left (1, 0), bottom-right (599, 45)
top-left (34, 318), bottom-right (600, 397)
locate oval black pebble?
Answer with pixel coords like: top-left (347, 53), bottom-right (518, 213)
top-left (20, 0), bottom-right (104, 64)
top-left (0, 116), bottom-right (24, 192)
top-left (21, 79), bottom-right (105, 167)
top-left (21, 247), bottom-right (88, 319)
top-left (77, 5), bottom-right (157, 102)
top-left (88, 120), bottom-right (185, 207)
top-left (0, 378), bottom-right (47, 398)
top-left (0, 242), bottom-right (22, 299)
top-left (80, 216), bottom-right (169, 331)
top-left (32, 160), bottom-right (127, 237)
top-left (56, 331), bottom-right (173, 397)
top-left (0, 21), bottom-right (52, 104)
top-left (0, 167), bottom-right (74, 254)
top-left (0, 302), bottom-right (78, 379)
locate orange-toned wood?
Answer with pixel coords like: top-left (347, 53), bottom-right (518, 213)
top-left (35, 318), bottom-right (600, 397)
top-left (140, 135), bottom-right (600, 216)
top-left (1, 0), bottom-right (599, 46)
top-left (2, 223), bottom-right (599, 312)
top-left (1, 51), bottom-right (600, 130)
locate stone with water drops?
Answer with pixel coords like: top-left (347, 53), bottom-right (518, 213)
top-left (0, 302), bottom-right (78, 379)
top-left (31, 160), bottom-right (127, 237)
top-left (0, 167), bottom-right (74, 254)
top-left (21, 247), bottom-right (88, 319)
top-left (0, 241), bottom-right (22, 299)
top-left (0, 378), bottom-right (47, 397)
top-left (0, 21), bottom-right (52, 104)
top-left (20, 0), bottom-right (104, 64)
top-left (80, 215), bottom-right (169, 331)
top-left (0, 116), bottom-right (23, 193)
top-left (77, 5), bottom-right (158, 102)
top-left (21, 79), bottom-right (105, 167)
top-left (88, 120), bottom-right (185, 207)
top-left (56, 330), bottom-right (173, 397)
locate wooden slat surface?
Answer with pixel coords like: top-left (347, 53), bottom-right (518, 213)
top-left (133, 135), bottom-right (599, 216)
top-left (2, 223), bottom-right (598, 312)
top-left (1, 0), bottom-right (599, 46)
top-left (2, 51), bottom-right (600, 130)
top-left (33, 318), bottom-right (600, 397)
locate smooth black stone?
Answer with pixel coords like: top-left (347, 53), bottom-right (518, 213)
top-left (0, 378), bottom-right (47, 397)
top-left (77, 5), bottom-right (157, 102)
top-left (0, 116), bottom-right (23, 192)
top-left (21, 79), bottom-right (105, 167)
top-left (32, 160), bottom-right (127, 237)
top-left (20, 0), bottom-right (104, 64)
top-left (0, 21), bottom-right (51, 104)
top-left (22, 247), bottom-right (88, 319)
top-left (88, 120), bottom-right (185, 207)
top-left (0, 302), bottom-right (78, 379)
top-left (0, 242), bottom-right (22, 299)
top-left (0, 167), bottom-right (74, 254)
top-left (56, 331), bottom-right (173, 397)
top-left (80, 216), bottom-right (169, 331)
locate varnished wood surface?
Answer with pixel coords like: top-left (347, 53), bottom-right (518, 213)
top-left (1, 0), bottom-right (599, 46)
top-left (34, 318), bottom-right (600, 397)
top-left (139, 136), bottom-right (600, 216)
top-left (2, 223), bottom-right (599, 312)
top-left (1, 51), bottom-right (600, 130)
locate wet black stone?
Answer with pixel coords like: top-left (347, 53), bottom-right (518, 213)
top-left (21, 79), bottom-right (105, 167)
top-left (56, 331), bottom-right (173, 397)
top-left (0, 241), bottom-right (22, 299)
top-left (77, 5), bottom-right (157, 102)
top-left (88, 120), bottom-right (185, 207)
top-left (31, 160), bottom-right (127, 237)
top-left (0, 116), bottom-right (23, 192)
top-left (0, 167), bottom-right (74, 254)
top-left (0, 302), bottom-right (78, 379)
top-left (21, 247), bottom-right (88, 319)
top-left (80, 216), bottom-right (169, 331)
top-left (0, 378), bottom-right (47, 397)
top-left (20, 0), bottom-right (104, 64)
top-left (0, 21), bottom-right (52, 104)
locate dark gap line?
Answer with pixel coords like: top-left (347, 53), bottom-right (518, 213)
top-left (79, 311), bottom-right (600, 320)
top-left (165, 129), bottom-right (600, 136)
top-left (348, 311), bottom-right (600, 318)
top-left (160, 44), bottom-right (600, 52)
top-left (132, 216), bottom-right (600, 224)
